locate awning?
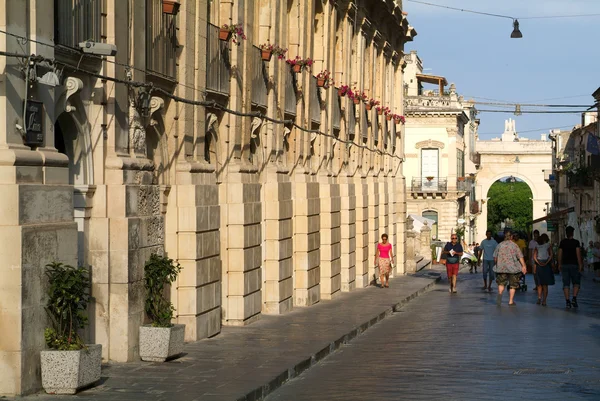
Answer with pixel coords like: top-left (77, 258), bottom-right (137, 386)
top-left (527, 206), bottom-right (574, 225)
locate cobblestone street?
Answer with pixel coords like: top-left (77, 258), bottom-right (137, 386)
top-left (266, 270), bottom-right (600, 401)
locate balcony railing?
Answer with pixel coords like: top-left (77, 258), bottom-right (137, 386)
top-left (457, 179), bottom-right (471, 192)
top-left (284, 69), bottom-right (297, 116)
top-left (206, 23), bottom-right (231, 96)
top-left (250, 46), bottom-right (267, 108)
top-left (411, 177), bottom-right (448, 192)
top-left (146, 0), bottom-right (178, 80)
top-left (310, 77), bottom-right (321, 124)
top-left (55, 0), bottom-right (102, 49)
top-left (567, 175), bottom-right (593, 189)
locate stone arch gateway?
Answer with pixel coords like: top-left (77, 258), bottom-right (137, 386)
top-left (474, 121), bottom-right (553, 240)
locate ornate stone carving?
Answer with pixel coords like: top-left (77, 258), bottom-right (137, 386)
top-left (415, 139), bottom-right (445, 150)
top-left (65, 77), bottom-right (83, 113)
top-left (129, 101), bottom-right (146, 156)
top-left (149, 96), bottom-right (165, 126)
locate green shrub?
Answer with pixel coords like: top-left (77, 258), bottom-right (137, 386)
top-left (44, 262), bottom-right (91, 350)
top-left (144, 254), bottom-right (182, 328)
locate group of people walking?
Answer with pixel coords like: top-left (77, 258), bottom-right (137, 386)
top-left (441, 226), bottom-right (585, 308)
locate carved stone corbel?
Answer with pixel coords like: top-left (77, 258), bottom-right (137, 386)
top-left (65, 77), bottom-right (84, 113)
top-left (149, 96), bottom-right (165, 126)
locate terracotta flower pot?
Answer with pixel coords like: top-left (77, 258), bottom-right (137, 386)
top-left (261, 50), bottom-right (272, 61)
top-left (377, 110), bottom-right (383, 115)
top-left (163, 0), bottom-right (180, 15)
top-left (317, 78), bottom-right (326, 87)
top-left (365, 104), bottom-right (372, 111)
top-left (394, 118), bottom-right (401, 124)
top-left (338, 89), bottom-right (346, 97)
top-left (458, 177), bottom-right (465, 181)
top-left (386, 115), bottom-right (392, 121)
top-left (219, 28), bottom-right (232, 41)
top-left (353, 98), bottom-right (360, 105)
top-left (292, 64), bottom-right (302, 73)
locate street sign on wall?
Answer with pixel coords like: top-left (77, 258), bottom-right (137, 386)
top-left (547, 221), bottom-right (558, 232)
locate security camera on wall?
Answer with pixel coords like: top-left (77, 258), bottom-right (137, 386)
top-left (79, 41), bottom-right (117, 57)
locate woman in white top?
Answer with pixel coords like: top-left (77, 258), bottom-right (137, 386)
top-left (534, 233), bottom-right (554, 306)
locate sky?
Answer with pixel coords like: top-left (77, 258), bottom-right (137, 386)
top-left (403, 0), bottom-right (600, 139)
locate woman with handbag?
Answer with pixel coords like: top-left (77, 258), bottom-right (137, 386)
top-left (374, 233), bottom-right (394, 288)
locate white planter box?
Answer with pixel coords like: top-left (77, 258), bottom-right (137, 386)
top-left (139, 324), bottom-right (185, 362)
top-left (40, 344), bottom-right (102, 395)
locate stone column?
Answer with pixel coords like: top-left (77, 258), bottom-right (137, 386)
top-left (367, 179), bottom-right (380, 284)
top-left (354, 179), bottom-right (370, 287)
top-left (339, 176), bottom-right (356, 291)
top-left (319, 180), bottom-right (342, 299)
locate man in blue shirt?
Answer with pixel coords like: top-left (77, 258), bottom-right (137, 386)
top-left (442, 234), bottom-right (463, 293)
top-left (480, 230), bottom-right (498, 292)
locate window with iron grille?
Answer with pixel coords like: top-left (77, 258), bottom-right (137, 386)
top-left (54, 0), bottom-right (102, 49)
top-left (146, 0), bottom-right (178, 80)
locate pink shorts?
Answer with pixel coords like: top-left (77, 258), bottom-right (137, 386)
top-left (446, 263), bottom-right (459, 277)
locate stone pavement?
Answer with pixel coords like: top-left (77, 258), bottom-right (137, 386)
top-left (14, 269), bottom-right (439, 401)
top-left (265, 268), bottom-right (600, 400)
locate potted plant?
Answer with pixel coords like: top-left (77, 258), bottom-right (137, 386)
top-left (338, 85), bottom-right (350, 97)
top-left (219, 23), bottom-right (246, 45)
top-left (426, 176), bottom-right (434, 181)
top-left (316, 70), bottom-right (333, 89)
top-left (286, 56), bottom-right (313, 73)
top-left (272, 45), bottom-right (288, 60)
top-left (458, 176), bottom-right (465, 181)
top-left (162, 0), bottom-right (180, 15)
top-left (392, 114), bottom-right (405, 124)
top-left (352, 88), bottom-right (361, 104)
top-left (365, 99), bottom-right (379, 111)
top-left (259, 43), bottom-right (274, 61)
top-left (385, 110), bottom-right (393, 121)
top-left (139, 253), bottom-right (185, 362)
top-left (377, 106), bottom-right (390, 116)
top-left (41, 262), bottom-right (101, 395)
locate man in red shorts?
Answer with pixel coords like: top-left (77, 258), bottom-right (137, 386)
top-left (442, 234), bottom-right (463, 293)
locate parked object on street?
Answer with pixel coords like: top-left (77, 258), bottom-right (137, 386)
top-left (140, 254), bottom-right (185, 362)
top-left (41, 262), bottom-right (101, 394)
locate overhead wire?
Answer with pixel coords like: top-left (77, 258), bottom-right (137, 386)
top-left (0, 50), bottom-right (401, 160)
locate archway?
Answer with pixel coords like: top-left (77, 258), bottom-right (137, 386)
top-left (486, 176), bottom-right (534, 237)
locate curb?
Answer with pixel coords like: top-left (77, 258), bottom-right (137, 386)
top-left (237, 276), bottom-right (441, 401)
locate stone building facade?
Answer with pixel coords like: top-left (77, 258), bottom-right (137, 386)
top-left (0, 0), bottom-right (415, 395)
top-left (402, 51), bottom-right (479, 243)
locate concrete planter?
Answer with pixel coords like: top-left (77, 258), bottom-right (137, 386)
top-left (40, 344), bottom-right (102, 395)
top-left (139, 324), bottom-right (185, 362)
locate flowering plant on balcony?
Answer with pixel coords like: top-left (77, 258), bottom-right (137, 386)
top-left (392, 114), bottom-right (406, 124)
top-left (272, 45), bottom-right (288, 59)
top-left (376, 106), bottom-right (390, 116)
top-left (351, 88), bottom-right (362, 104)
top-left (365, 98), bottom-right (379, 110)
top-left (286, 56), bottom-right (314, 72)
top-left (338, 85), bottom-right (350, 97)
top-left (259, 43), bottom-right (288, 61)
top-left (316, 70), bottom-right (334, 88)
top-left (220, 23), bottom-right (246, 45)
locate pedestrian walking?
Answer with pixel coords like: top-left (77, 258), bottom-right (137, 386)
top-left (493, 229), bottom-right (527, 306)
top-left (533, 233), bottom-right (554, 306)
top-left (474, 243), bottom-right (481, 274)
top-left (374, 233), bottom-right (394, 288)
top-left (529, 230), bottom-right (540, 291)
top-left (592, 242), bottom-right (600, 283)
top-left (442, 234), bottom-right (463, 293)
top-left (480, 230), bottom-right (498, 292)
top-left (558, 226), bottom-right (583, 309)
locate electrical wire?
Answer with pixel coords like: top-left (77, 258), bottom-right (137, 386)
top-left (405, 0), bottom-right (600, 20)
top-left (478, 124), bottom-right (575, 136)
top-left (0, 50), bottom-right (401, 160)
top-left (476, 109), bottom-right (590, 114)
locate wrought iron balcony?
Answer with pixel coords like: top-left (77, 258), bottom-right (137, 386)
top-left (457, 178), bottom-right (471, 192)
top-left (206, 23), bottom-right (231, 96)
top-left (411, 177), bottom-right (448, 193)
top-left (567, 175), bottom-right (593, 189)
top-left (55, 0), bottom-right (102, 49)
top-left (146, 0), bottom-right (178, 80)
top-left (250, 46), bottom-right (267, 108)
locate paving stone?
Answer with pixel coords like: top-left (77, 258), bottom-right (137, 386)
top-left (13, 272), bottom-right (438, 401)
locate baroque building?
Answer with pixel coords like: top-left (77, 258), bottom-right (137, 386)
top-left (402, 51), bottom-right (479, 243)
top-left (0, 0), bottom-right (415, 395)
